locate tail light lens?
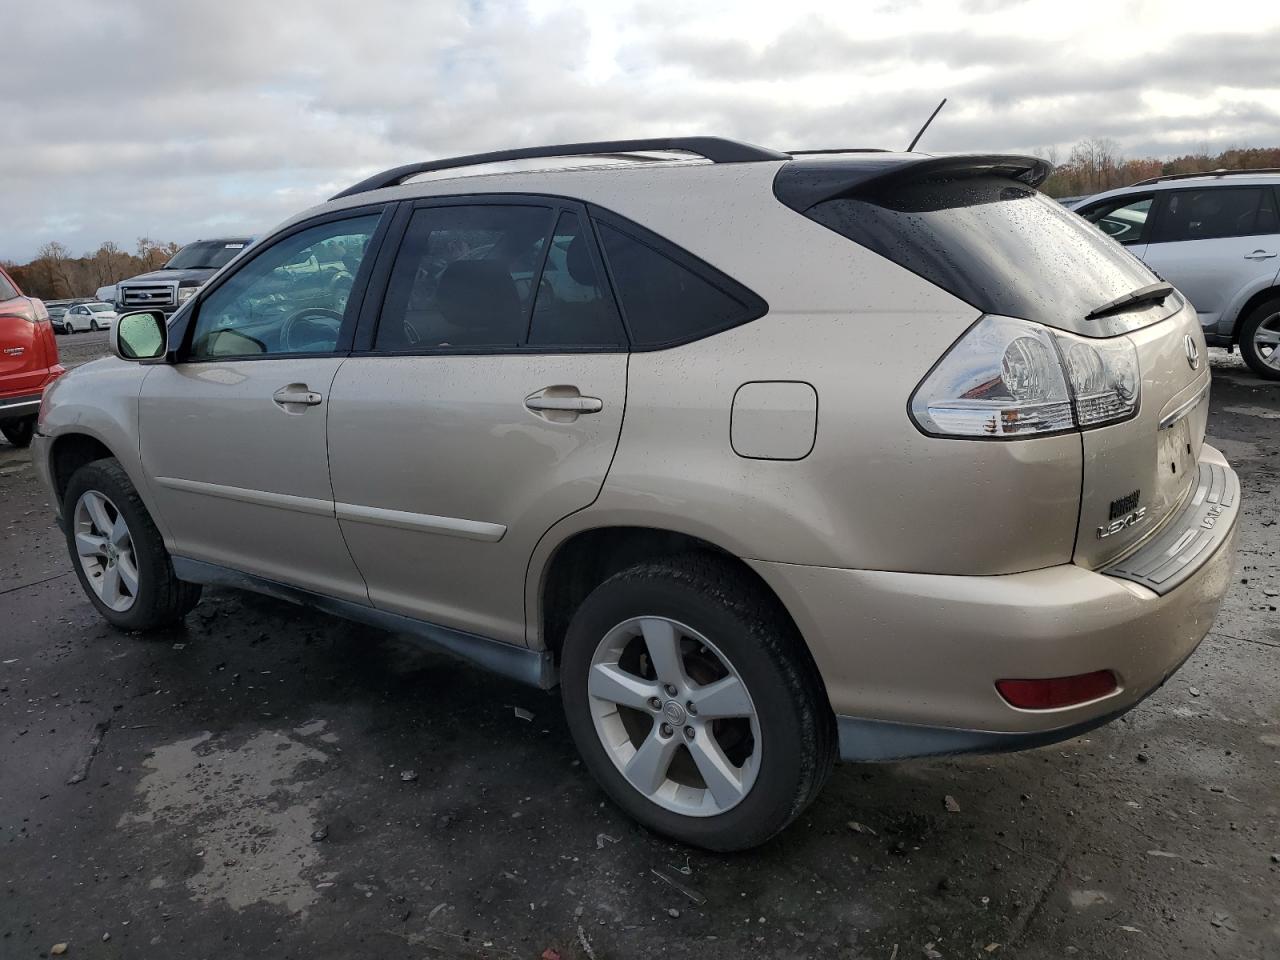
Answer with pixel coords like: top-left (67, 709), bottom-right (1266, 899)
top-left (911, 315), bottom-right (1140, 439)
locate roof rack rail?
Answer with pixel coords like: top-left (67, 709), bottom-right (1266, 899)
top-left (787, 148), bottom-right (891, 155)
top-left (1129, 167), bottom-right (1280, 187)
top-left (331, 137), bottom-right (789, 200)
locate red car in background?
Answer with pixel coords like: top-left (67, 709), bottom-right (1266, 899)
top-left (0, 265), bottom-right (63, 447)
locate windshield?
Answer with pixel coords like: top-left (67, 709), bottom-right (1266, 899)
top-left (165, 240), bottom-right (249, 270)
top-left (87, 303), bottom-right (113, 313)
top-left (805, 176), bottom-right (1161, 330)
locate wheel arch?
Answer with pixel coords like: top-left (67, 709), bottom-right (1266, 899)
top-left (49, 432), bottom-right (117, 506)
top-left (1229, 284), bottom-right (1280, 344)
top-left (531, 522), bottom-right (832, 709)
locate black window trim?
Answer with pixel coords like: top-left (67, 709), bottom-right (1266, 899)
top-left (352, 193), bottom-right (629, 358)
top-left (167, 202), bottom-right (396, 365)
top-left (585, 204), bottom-right (770, 351)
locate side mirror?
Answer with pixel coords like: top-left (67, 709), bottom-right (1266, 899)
top-left (111, 310), bottom-right (167, 361)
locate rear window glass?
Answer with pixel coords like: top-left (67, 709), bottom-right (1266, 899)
top-left (805, 176), bottom-right (1158, 326)
top-left (1153, 187), bottom-right (1273, 242)
top-left (596, 221), bottom-right (764, 348)
top-left (0, 272), bottom-right (17, 301)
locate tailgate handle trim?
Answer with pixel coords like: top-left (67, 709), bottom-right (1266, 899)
top-left (1158, 380), bottom-right (1210, 431)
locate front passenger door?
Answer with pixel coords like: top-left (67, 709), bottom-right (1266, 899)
top-left (138, 209), bottom-right (389, 603)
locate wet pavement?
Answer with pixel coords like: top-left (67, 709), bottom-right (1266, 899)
top-left (1, 353), bottom-right (1277, 960)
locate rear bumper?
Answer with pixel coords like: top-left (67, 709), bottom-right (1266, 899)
top-left (748, 445), bottom-right (1240, 761)
top-left (0, 392), bottom-right (41, 420)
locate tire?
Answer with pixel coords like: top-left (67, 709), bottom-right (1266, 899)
top-left (1, 416), bottom-right (35, 448)
top-left (90, 319), bottom-right (100, 332)
top-left (1239, 297), bottom-right (1280, 381)
top-left (560, 554), bottom-right (836, 851)
top-left (63, 458), bottom-right (202, 630)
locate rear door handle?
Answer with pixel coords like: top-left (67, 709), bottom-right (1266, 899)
top-left (525, 396), bottom-right (603, 413)
top-left (524, 387), bottom-right (603, 420)
top-left (273, 384), bottom-right (324, 407)
top-left (1244, 249), bottom-right (1278, 260)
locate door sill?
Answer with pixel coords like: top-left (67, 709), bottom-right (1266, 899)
top-left (172, 557), bottom-right (556, 689)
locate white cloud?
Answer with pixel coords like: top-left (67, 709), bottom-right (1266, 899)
top-left (2, 0), bottom-right (1278, 261)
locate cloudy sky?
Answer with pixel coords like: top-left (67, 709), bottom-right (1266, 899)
top-left (3, 0), bottom-right (1278, 263)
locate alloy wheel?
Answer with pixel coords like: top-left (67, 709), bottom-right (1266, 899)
top-left (587, 616), bottom-right (761, 817)
top-left (1254, 312), bottom-right (1280, 371)
top-left (73, 490), bottom-right (139, 612)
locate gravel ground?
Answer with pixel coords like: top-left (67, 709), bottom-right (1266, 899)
top-left (0, 351), bottom-right (1277, 960)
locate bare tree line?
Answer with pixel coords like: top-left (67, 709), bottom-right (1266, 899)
top-left (2, 238), bottom-right (181, 301)
top-left (1040, 139), bottom-right (1280, 197)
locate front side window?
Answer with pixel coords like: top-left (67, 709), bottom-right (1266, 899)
top-left (1079, 194), bottom-right (1155, 245)
top-left (1153, 187), bottom-right (1270, 243)
top-left (375, 204), bottom-right (554, 351)
top-left (188, 215), bottom-right (380, 359)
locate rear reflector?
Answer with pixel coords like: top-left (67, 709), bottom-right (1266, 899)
top-left (996, 670), bottom-right (1118, 710)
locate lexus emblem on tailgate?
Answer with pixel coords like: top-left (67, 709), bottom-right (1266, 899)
top-left (1185, 334), bottom-right (1200, 370)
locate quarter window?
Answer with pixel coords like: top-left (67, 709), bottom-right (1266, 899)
top-left (1153, 187), bottom-right (1271, 243)
top-left (189, 215), bottom-right (380, 359)
top-left (595, 221), bottom-right (763, 348)
top-left (376, 205), bottom-right (554, 352)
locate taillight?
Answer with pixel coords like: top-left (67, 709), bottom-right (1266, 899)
top-left (911, 315), bottom-right (1140, 439)
top-left (996, 670), bottom-right (1119, 709)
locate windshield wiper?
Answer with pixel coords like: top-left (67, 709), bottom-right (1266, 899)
top-left (1085, 281), bottom-right (1175, 321)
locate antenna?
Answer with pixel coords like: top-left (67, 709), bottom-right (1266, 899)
top-left (906, 98), bottom-right (948, 152)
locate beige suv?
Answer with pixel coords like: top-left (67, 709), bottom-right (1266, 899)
top-left (33, 138), bottom-right (1240, 850)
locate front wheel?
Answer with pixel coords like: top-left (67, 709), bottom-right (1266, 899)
top-left (1239, 297), bottom-right (1280, 381)
top-left (63, 458), bottom-right (202, 630)
top-left (560, 555), bottom-right (835, 851)
top-left (1, 416), bottom-right (35, 448)
top-left (90, 319), bottom-right (100, 332)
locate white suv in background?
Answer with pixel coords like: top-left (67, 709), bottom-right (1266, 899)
top-left (1076, 171), bottom-right (1280, 379)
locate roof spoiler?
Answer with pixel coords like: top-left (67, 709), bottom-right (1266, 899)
top-left (773, 153), bottom-right (1053, 212)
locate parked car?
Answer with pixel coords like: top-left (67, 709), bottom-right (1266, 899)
top-left (1, 265), bottom-right (63, 447)
top-left (45, 302), bottom-right (74, 334)
top-left (95, 284), bottom-right (117, 305)
top-left (1075, 170), bottom-right (1280, 379)
top-left (33, 138), bottom-right (1239, 850)
top-left (113, 238), bottom-right (253, 317)
top-left (61, 301), bottom-right (118, 333)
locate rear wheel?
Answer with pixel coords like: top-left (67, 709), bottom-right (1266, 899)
top-left (1239, 297), bottom-right (1280, 381)
top-left (1, 417), bottom-right (35, 447)
top-left (560, 555), bottom-right (835, 851)
top-left (64, 458), bottom-right (201, 630)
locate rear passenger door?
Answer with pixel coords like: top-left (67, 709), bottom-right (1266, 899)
top-left (326, 197), bottom-right (628, 644)
top-left (1141, 186), bottom-right (1280, 337)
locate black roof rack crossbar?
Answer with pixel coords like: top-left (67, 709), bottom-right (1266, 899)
top-left (331, 137), bottom-right (789, 199)
top-left (1129, 167), bottom-right (1280, 187)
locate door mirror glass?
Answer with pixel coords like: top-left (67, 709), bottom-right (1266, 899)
top-left (111, 310), bottom-right (167, 360)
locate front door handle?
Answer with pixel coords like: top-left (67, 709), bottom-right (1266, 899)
top-left (1244, 249), bottom-right (1278, 260)
top-left (273, 384), bottom-right (324, 407)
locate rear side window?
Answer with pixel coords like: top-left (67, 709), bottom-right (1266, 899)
top-left (0, 272), bottom-right (17, 301)
top-left (1153, 187), bottom-right (1274, 243)
top-left (528, 212), bottom-right (626, 348)
top-left (376, 204), bottom-right (553, 351)
top-left (595, 220), bottom-right (766, 349)
top-left (803, 176), bottom-right (1157, 327)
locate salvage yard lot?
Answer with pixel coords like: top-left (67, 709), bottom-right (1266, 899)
top-left (1, 353), bottom-right (1277, 959)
